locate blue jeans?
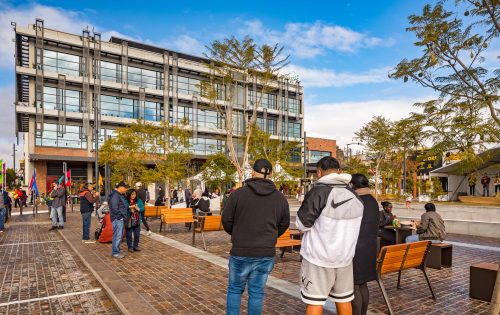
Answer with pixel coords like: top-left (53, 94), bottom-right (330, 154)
top-left (126, 224), bottom-right (140, 249)
top-left (112, 219), bottom-right (124, 256)
top-left (82, 212), bottom-right (92, 240)
top-left (51, 206), bottom-right (64, 227)
top-left (227, 256), bottom-right (275, 315)
top-left (0, 207), bottom-right (5, 231)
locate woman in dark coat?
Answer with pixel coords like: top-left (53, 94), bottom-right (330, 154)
top-left (351, 174), bottom-right (379, 315)
top-left (378, 201), bottom-right (396, 245)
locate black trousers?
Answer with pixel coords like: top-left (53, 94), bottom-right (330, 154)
top-left (469, 185), bottom-right (475, 196)
top-left (352, 283), bottom-right (370, 315)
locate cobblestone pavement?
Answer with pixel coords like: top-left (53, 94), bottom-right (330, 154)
top-left (58, 211), bottom-right (313, 315)
top-left (0, 214), bottom-right (120, 315)
top-left (146, 219), bottom-right (500, 315)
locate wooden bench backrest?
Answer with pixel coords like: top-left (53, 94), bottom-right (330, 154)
top-left (201, 215), bottom-right (223, 231)
top-left (277, 229), bottom-right (291, 241)
top-left (157, 206), bottom-right (170, 215)
top-left (162, 208), bottom-right (193, 220)
top-left (144, 206), bottom-right (158, 217)
top-left (378, 241), bottom-right (430, 275)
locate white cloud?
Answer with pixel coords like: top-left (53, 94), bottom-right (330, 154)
top-left (154, 34), bottom-right (206, 56)
top-left (283, 64), bottom-right (392, 88)
top-left (241, 19), bottom-right (395, 58)
top-left (304, 97), bottom-right (432, 148)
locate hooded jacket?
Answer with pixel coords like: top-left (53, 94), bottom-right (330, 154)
top-left (418, 211), bottom-right (446, 241)
top-left (222, 178), bottom-right (290, 257)
top-left (296, 173), bottom-right (364, 268)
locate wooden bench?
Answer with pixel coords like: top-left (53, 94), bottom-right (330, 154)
top-left (193, 215), bottom-right (224, 250)
top-left (159, 208), bottom-right (195, 232)
top-left (275, 229), bottom-right (302, 257)
top-left (426, 243), bottom-right (452, 269)
top-left (143, 206), bottom-right (159, 218)
top-left (376, 241), bottom-right (435, 315)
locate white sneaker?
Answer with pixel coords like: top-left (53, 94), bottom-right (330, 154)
top-left (84, 240), bottom-right (96, 244)
top-left (146, 230), bottom-right (152, 236)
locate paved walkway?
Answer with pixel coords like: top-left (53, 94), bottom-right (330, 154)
top-left (0, 214), bottom-right (119, 315)
top-left (3, 207), bottom-right (500, 314)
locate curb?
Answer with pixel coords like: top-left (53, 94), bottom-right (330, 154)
top-left (58, 230), bottom-right (130, 315)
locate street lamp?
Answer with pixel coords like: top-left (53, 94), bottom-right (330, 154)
top-left (346, 142), bottom-right (361, 164)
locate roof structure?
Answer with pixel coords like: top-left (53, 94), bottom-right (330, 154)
top-left (431, 146), bottom-right (500, 176)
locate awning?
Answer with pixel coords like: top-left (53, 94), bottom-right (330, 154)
top-left (30, 154), bottom-right (95, 163)
top-left (430, 146), bottom-right (500, 176)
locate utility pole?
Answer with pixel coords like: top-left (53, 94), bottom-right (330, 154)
top-left (303, 131), bottom-right (307, 180)
top-left (12, 144), bottom-right (15, 172)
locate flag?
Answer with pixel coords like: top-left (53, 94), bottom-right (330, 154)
top-left (29, 169), bottom-right (39, 197)
top-left (57, 175), bottom-right (64, 186)
top-left (98, 172), bottom-right (103, 187)
top-left (0, 160), bottom-right (4, 189)
top-left (65, 169), bottom-right (71, 187)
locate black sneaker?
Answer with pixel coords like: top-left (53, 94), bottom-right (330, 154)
top-left (49, 226), bottom-right (58, 231)
top-left (133, 247), bottom-right (141, 252)
top-left (128, 248), bottom-right (134, 253)
top-left (58, 226), bottom-right (64, 229)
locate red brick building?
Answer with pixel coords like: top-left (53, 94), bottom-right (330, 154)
top-left (306, 137), bottom-right (337, 163)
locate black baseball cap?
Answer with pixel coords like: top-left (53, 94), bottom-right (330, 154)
top-left (253, 159), bottom-right (273, 178)
top-left (116, 181), bottom-right (130, 188)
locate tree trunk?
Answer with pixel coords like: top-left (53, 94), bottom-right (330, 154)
top-left (165, 178), bottom-right (170, 207)
top-left (490, 261), bottom-right (500, 315)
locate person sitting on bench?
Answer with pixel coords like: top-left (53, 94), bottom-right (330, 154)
top-left (406, 203), bottom-right (446, 243)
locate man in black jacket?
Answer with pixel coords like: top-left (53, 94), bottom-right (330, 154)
top-left (222, 158), bottom-right (290, 315)
top-left (79, 184), bottom-right (99, 243)
top-left (109, 181), bottom-right (129, 259)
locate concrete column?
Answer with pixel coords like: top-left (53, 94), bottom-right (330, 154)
top-left (87, 162), bottom-right (93, 183)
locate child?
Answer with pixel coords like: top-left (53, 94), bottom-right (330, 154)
top-left (405, 193), bottom-right (413, 209)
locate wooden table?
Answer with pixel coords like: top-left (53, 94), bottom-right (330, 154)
top-left (384, 225), bottom-right (415, 244)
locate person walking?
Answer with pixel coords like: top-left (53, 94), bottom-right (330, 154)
top-left (109, 181), bottom-right (129, 259)
top-left (495, 174), bottom-right (500, 196)
top-left (406, 203), bottom-right (446, 243)
top-left (49, 182), bottom-right (66, 230)
top-left (13, 187), bottom-right (23, 212)
top-left (2, 188), bottom-right (11, 223)
top-left (79, 184), bottom-right (99, 243)
top-left (184, 187), bottom-right (192, 208)
top-left (378, 201), bottom-right (396, 245)
top-left (125, 189), bottom-right (144, 252)
top-left (0, 186), bottom-right (8, 233)
top-left (296, 156), bottom-right (364, 315)
top-left (222, 158), bottom-right (290, 315)
top-left (350, 174), bottom-right (379, 315)
top-left (135, 182), bottom-right (151, 236)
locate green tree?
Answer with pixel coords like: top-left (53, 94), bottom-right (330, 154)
top-left (390, 3), bottom-right (500, 129)
top-left (355, 116), bottom-right (397, 199)
top-left (345, 157), bottom-right (370, 176)
top-left (202, 36), bottom-right (290, 185)
top-left (99, 119), bottom-right (192, 201)
top-left (248, 124), bottom-right (302, 188)
top-left (200, 153), bottom-right (236, 192)
top-left (6, 168), bottom-right (16, 189)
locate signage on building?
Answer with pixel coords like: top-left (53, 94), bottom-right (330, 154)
top-left (412, 151), bottom-right (442, 175)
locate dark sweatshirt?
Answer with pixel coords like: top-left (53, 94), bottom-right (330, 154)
top-left (222, 178), bottom-right (290, 257)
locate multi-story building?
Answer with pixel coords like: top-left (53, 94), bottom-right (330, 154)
top-left (13, 19), bottom-right (304, 194)
top-left (306, 137), bottom-right (337, 163)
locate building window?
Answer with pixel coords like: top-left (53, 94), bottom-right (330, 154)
top-left (100, 61), bottom-right (122, 83)
top-left (256, 117), bottom-right (265, 131)
top-left (288, 122), bottom-right (301, 138)
top-left (172, 75), bottom-right (201, 96)
top-left (197, 108), bottom-right (223, 130)
top-left (190, 137), bottom-right (224, 156)
top-left (144, 101), bottom-right (164, 122)
top-left (101, 95), bottom-right (135, 119)
top-left (249, 90), bottom-right (277, 110)
top-left (287, 97), bottom-right (300, 114)
top-left (309, 150), bottom-right (331, 163)
top-left (95, 128), bottom-right (116, 148)
top-left (43, 50), bottom-right (81, 77)
top-left (35, 123), bottom-right (86, 149)
top-left (128, 66), bottom-right (163, 90)
top-left (43, 86), bottom-right (81, 113)
top-left (267, 119), bottom-right (277, 135)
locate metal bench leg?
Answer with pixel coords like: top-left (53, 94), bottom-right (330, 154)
top-left (377, 278), bottom-right (394, 315)
top-left (280, 248), bottom-right (285, 258)
top-left (160, 221), bottom-right (163, 233)
top-left (397, 270), bottom-right (402, 289)
top-left (421, 268), bottom-right (436, 300)
top-left (201, 231), bottom-right (207, 251)
top-left (192, 227), bottom-right (195, 246)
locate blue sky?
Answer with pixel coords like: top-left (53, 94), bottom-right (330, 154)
top-left (0, 0), bottom-right (473, 168)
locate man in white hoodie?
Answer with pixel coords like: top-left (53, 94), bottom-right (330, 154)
top-left (296, 156), bottom-right (364, 315)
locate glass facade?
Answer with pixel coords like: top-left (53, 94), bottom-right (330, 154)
top-left (287, 97), bottom-right (300, 114)
top-left (249, 90), bottom-right (277, 110)
top-left (43, 86), bottom-right (81, 113)
top-left (96, 128), bottom-right (116, 147)
top-left (35, 123), bottom-right (86, 149)
top-left (100, 61), bottom-right (122, 83)
top-left (43, 50), bottom-right (81, 77)
top-left (288, 122), bottom-right (301, 138)
top-left (309, 150), bottom-right (331, 163)
top-left (172, 75), bottom-right (201, 96)
top-left (100, 95), bottom-right (163, 121)
top-left (190, 137), bottom-right (224, 156)
top-left (128, 66), bottom-right (163, 90)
